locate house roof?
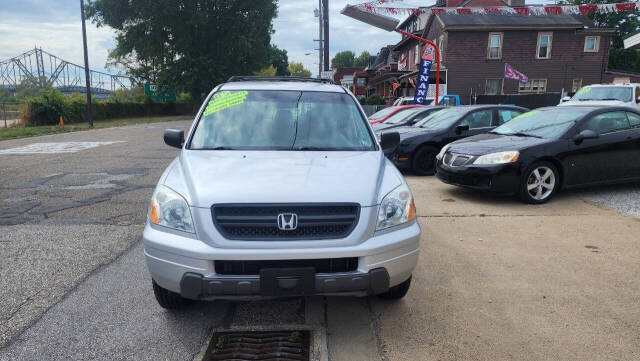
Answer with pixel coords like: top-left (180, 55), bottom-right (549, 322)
top-left (437, 14), bottom-right (594, 30)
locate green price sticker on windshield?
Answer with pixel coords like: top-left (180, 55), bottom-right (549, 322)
top-left (203, 91), bottom-right (248, 116)
top-left (576, 87), bottom-right (591, 95)
top-left (514, 110), bottom-right (538, 119)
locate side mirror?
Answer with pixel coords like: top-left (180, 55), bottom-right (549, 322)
top-left (380, 132), bottom-right (400, 152)
top-left (562, 96), bottom-right (571, 102)
top-left (164, 129), bottom-right (184, 148)
top-left (573, 129), bottom-right (599, 143)
top-left (636, 96), bottom-right (640, 103)
top-left (455, 124), bottom-right (470, 135)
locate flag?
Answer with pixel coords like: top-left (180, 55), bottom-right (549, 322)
top-left (414, 44), bottom-right (436, 105)
top-left (504, 63), bottom-right (528, 83)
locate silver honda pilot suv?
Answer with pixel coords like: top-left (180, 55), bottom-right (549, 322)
top-left (144, 76), bottom-right (421, 308)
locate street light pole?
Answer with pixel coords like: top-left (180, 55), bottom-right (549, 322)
top-left (340, 5), bottom-right (440, 105)
top-left (80, 0), bottom-right (93, 127)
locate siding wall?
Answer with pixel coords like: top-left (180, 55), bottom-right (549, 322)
top-left (443, 29), bottom-right (611, 103)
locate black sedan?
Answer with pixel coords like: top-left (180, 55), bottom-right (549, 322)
top-left (435, 106), bottom-right (640, 203)
top-left (372, 106), bottom-right (445, 132)
top-left (384, 105), bottom-right (528, 175)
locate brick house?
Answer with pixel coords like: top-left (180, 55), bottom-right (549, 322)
top-left (385, 2), bottom-right (615, 104)
top-left (332, 66), bottom-right (365, 92)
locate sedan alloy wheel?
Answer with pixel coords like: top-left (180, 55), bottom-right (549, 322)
top-left (520, 162), bottom-right (558, 204)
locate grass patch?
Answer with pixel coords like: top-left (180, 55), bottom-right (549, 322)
top-left (0, 115), bottom-right (192, 141)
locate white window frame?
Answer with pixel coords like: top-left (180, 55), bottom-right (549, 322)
top-left (536, 32), bottom-right (552, 59)
top-left (584, 36), bottom-right (600, 52)
top-left (487, 32), bottom-right (503, 59)
top-left (519, 79), bottom-right (547, 93)
top-left (485, 79), bottom-right (504, 95)
top-left (414, 44), bottom-right (420, 64)
top-left (572, 79), bottom-right (582, 93)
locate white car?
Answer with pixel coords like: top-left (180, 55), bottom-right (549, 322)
top-left (144, 76), bottom-right (421, 308)
top-left (559, 83), bottom-right (640, 108)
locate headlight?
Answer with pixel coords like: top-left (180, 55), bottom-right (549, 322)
top-left (473, 151), bottom-right (519, 165)
top-left (437, 143), bottom-right (451, 158)
top-left (148, 185), bottom-right (195, 233)
top-left (376, 184), bottom-right (416, 231)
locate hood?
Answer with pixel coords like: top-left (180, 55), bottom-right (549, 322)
top-left (391, 125), bottom-right (442, 140)
top-left (448, 133), bottom-right (549, 156)
top-left (165, 150), bottom-right (388, 207)
top-left (559, 100), bottom-right (629, 107)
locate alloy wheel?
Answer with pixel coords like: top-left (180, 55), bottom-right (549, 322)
top-left (526, 166), bottom-right (555, 201)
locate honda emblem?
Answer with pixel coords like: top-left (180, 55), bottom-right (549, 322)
top-left (277, 213), bottom-right (298, 231)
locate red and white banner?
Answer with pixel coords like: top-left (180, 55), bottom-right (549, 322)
top-left (351, 2), bottom-right (638, 16)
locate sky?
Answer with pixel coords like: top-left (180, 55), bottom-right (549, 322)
top-left (0, 0), bottom-right (547, 78)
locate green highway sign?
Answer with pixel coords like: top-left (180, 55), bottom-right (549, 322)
top-left (144, 83), bottom-right (177, 102)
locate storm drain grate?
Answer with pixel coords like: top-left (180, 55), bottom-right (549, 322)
top-left (202, 330), bottom-right (310, 361)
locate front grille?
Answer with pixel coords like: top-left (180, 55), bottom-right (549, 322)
top-left (444, 152), bottom-right (471, 167)
top-left (212, 203), bottom-right (360, 240)
top-left (215, 258), bottom-right (359, 275)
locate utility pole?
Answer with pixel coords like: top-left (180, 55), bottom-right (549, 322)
top-left (314, 3), bottom-right (323, 78)
top-left (322, 0), bottom-right (330, 71)
top-left (80, 0), bottom-right (93, 127)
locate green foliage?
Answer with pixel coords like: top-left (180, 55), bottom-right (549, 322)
top-left (354, 51), bottom-right (371, 67)
top-left (86, 0), bottom-right (278, 104)
top-left (254, 65), bottom-right (277, 76)
top-left (0, 86), bottom-right (11, 102)
top-left (560, 0), bottom-right (640, 72)
top-left (20, 89), bottom-right (191, 126)
top-left (331, 51), bottom-right (356, 68)
top-left (177, 92), bottom-right (192, 103)
top-left (363, 94), bottom-right (385, 105)
top-left (288, 62), bottom-right (312, 77)
top-left (269, 45), bottom-right (290, 76)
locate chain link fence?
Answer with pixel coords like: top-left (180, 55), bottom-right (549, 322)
top-left (1, 102), bottom-right (21, 128)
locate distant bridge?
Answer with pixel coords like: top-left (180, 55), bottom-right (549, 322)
top-left (0, 47), bottom-right (134, 95)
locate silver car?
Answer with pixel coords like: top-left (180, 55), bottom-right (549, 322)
top-left (144, 76), bottom-right (421, 308)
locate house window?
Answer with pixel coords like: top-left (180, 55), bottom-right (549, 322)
top-left (414, 45), bottom-right (420, 64)
top-left (438, 37), bottom-right (444, 62)
top-left (584, 36), bottom-right (600, 52)
top-left (572, 79), bottom-right (582, 92)
top-left (537, 33), bottom-right (552, 59)
top-left (488, 32), bottom-right (503, 59)
top-left (485, 79), bottom-right (503, 95)
top-left (519, 79), bottom-right (547, 93)
top-left (357, 78), bottom-right (366, 86)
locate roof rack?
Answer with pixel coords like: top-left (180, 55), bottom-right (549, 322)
top-left (227, 76), bottom-right (335, 85)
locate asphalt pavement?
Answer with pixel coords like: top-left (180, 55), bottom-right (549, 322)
top-left (1, 119), bottom-right (639, 361)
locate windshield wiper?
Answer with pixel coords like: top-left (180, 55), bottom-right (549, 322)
top-left (198, 146), bottom-right (236, 150)
top-left (507, 132), bottom-right (542, 138)
top-left (293, 146), bottom-right (335, 151)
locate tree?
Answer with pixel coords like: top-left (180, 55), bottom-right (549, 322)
top-left (288, 62), bottom-right (311, 77)
top-left (86, 0), bottom-right (278, 104)
top-left (560, 0), bottom-right (640, 72)
top-left (255, 65), bottom-right (277, 76)
top-left (269, 45), bottom-right (290, 76)
top-left (354, 51), bottom-right (371, 67)
top-left (331, 50), bottom-right (355, 68)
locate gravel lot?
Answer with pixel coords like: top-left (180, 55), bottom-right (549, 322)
top-left (572, 183), bottom-right (640, 218)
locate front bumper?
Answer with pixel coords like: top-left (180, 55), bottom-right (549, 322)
top-left (435, 158), bottom-right (521, 195)
top-left (143, 221), bottom-right (420, 300)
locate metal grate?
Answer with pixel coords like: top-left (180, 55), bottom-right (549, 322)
top-left (212, 203), bottom-right (360, 240)
top-left (202, 331), bottom-right (310, 361)
top-left (443, 152), bottom-right (471, 167)
top-left (215, 258), bottom-right (359, 275)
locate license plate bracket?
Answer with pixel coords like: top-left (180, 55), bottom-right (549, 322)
top-left (260, 267), bottom-right (315, 297)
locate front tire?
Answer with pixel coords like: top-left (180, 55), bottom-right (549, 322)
top-left (412, 146), bottom-right (438, 176)
top-left (378, 276), bottom-right (412, 300)
top-left (519, 161), bottom-right (559, 204)
top-left (152, 280), bottom-right (190, 309)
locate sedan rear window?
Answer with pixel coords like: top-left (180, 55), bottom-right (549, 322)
top-left (189, 90), bottom-right (375, 151)
top-left (383, 108), bottom-right (424, 124)
top-left (369, 107), bottom-right (397, 120)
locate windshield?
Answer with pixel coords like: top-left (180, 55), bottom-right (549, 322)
top-left (414, 107), bottom-right (470, 129)
top-left (383, 108), bottom-right (424, 124)
top-left (369, 107), bottom-right (397, 120)
top-left (190, 90), bottom-right (375, 150)
top-left (491, 108), bottom-right (589, 139)
top-left (571, 86), bottom-right (633, 102)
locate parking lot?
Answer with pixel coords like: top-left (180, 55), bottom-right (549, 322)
top-left (1, 118), bottom-right (639, 361)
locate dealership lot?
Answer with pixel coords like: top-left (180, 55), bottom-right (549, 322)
top-left (1, 119), bottom-right (639, 360)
